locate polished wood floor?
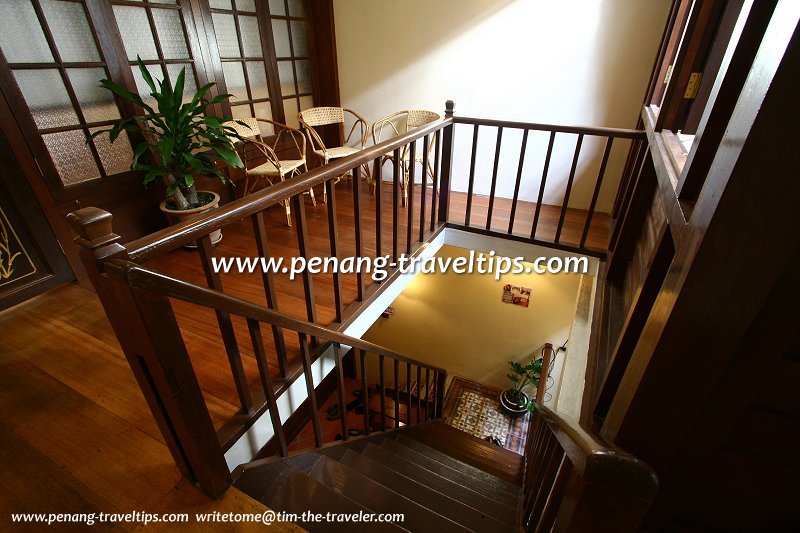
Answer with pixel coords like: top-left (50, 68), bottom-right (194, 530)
top-left (141, 179), bottom-right (609, 431)
top-left (0, 182), bottom-right (607, 524)
top-left (0, 284), bottom-right (301, 532)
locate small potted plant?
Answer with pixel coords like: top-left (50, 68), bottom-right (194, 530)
top-left (500, 356), bottom-right (543, 415)
top-left (93, 58), bottom-right (243, 244)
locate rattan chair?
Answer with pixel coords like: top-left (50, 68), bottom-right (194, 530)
top-left (222, 117), bottom-right (314, 226)
top-left (298, 106), bottom-right (371, 202)
top-left (372, 110), bottom-right (441, 206)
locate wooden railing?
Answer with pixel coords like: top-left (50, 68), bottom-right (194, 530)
top-left (521, 403), bottom-right (658, 532)
top-left (450, 113), bottom-right (646, 257)
top-left (67, 100), bottom-right (650, 509)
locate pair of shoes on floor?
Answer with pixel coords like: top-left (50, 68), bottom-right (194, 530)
top-left (484, 435), bottom-right (503, 447)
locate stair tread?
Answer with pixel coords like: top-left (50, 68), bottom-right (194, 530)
top-left (260, 468), bottom-right (405, 532)
top-left (362, 442), bottom-right (516, 525)
top-left (308, 455), bottom-right (470, 532)
top-left (378, 438), bottom-right (519, 504)
top-left (340, 449), bottom-right (516, 533)
top-left (405, 422), bottom-right (524, 484)
top-left (392, 433), bottom-right (520, 495)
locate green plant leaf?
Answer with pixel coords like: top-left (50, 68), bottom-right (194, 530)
top-left (212, 146), bottom-right (243, 168)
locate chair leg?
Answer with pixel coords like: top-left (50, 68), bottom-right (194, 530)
top-left (308, 186), bottom-right (316, 206)
top-left (285, 199), bottom-right (292, 227)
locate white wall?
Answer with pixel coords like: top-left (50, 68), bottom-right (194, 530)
top-left (333, 0), bottom-right (670, 213)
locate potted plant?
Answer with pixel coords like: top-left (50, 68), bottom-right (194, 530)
top-left (500, 356), bottom-right (543, 415)
top-left (92, 58), bottom-right (244, 244)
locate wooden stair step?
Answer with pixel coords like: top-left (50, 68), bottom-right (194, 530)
top-left (392, 433), bottom-right (521, 496)
top-left (404, 422), bottom-right (524, 484)
top-left (339, 449), bottom-right (515, 533)
top-left (378, 438), bottom-right (515, 505)
top-left (361, 442), bottom-right (516, 525)
top-left (260, 468), bottom-right (405, 532)
top-left (308, 455), bottom-right (470, 533)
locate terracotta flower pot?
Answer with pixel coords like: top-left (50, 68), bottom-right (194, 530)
top-left (159, 191), bottom-right (222, 248)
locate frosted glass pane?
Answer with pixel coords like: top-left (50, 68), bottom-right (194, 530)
top-left (150, 0), bottom-right (178, 4)
top-left (209, 0), bottom-right (232, 8)
top-left (230, 103), bottom-right (252, 119)
top-left (268, 0), bottom-right (286, 16)
top-left (291, 21), bottom-right (307, 57)
top-left (299, 95), bottom-right (314, 114)
top-left (43, 130), bottom-right (100, 185)
top-left (222, 62), bottom-right (248, 103)
top-left (283, 98), bottom-right (299, 129)
top-left (91, 128), bottom-right (133, 176)
top-left (67, 68), bottom-right (121, 124)
top-left (0, 0), bottom-right (53, 63)
top-left (236, 0), bottom-right (256, 13)
top-left (166, 64), bottom-right (197, 104)
top-left (152, 8), bottom-right (189, 59)
top-left (113, 6), bottom-right (158, 61)
top-left (246, 62), bottom-right (269, 100)
top-left (212, 13), bottom-right (240, 58)
top-left (253, 103), bottom-right (273, 135)
top-left (287, 0), bottom-right (305, 17)
top-left (277, 61), bottom-right (295, 96)
top-left (239, 16), bottom-right (262, 57)
top-left (271, 20), bottom-right (291, 57)
top-left (14, 69), bottom-right (78, 130)
top-left (295, 60), bottom-right (311, 94)
top-left (41, 0), bottom-right (100, 63)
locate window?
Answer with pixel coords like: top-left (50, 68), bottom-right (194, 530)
top-left (269, 0), bottom-right (314, 128)
top-left (0, 0), bottom-right (133, 186)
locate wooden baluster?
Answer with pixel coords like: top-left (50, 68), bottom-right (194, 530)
top-left (416, 365), bottom-right (422, 424)
top-left (436, 372), bottom-right (446, 418)
top-left (374, 156), bottom-right (383, 259)
top-left (298, 332), bottom-right (323, 446)
top-left (392, 147), bottom-right (401, 262)
top-left (326, 179), bottom-right (344, 322)
top-left (486, 126), bottom-right (504, 230)
top-left (554, 133), bottom-right (584, 244)
top-left (197, 234), bottom-right (252, 412)
top-left (580, 137), bottom-right (614, 249)
top-left (333, 343), bottom-right (349, 441)
top-left (465, 124), bottom-right (479, 226)
top-left (431, 132), bottom-right (441, 231)
top-left (508, 129), bottom-right (529, 234)
top-left (394, 359), bottom-right (400, 428)
top-left (537, 455), bottom-right (573, 532)
top-left (437, 100), bottom-right (454, 225)
top-left (406, 140), bottom-right (416, 254)
top-left (406, 361), bottom-right (412, 425)
top-left (379, 354), bottom-right (387, 431)
top-left (531, 131), bottom-right (556, 239)
top-left (425, 368), bottom-right (431, 420)
top-left (246, 318), bottom-right (287, 456)
top-left (251, 212), bottom-right (288, 376)
top-left (351, 166), bottom-right (365, 301)
top-left (529, 441), bottom-right (565, 526)
top-left (291, 195), bottom-right (317, 339)
top-left (359, 349), bottom-right (370, 435)
top-left (419, 134), bottom-right (429, 242)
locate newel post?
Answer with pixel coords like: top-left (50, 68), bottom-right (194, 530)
top-left (67, 208), bottom-right (232, 497)
top-left (437, 100), bottom-right (455, 224)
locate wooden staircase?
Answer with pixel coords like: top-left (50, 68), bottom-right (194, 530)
top-left (234, 421), bottom-right (523, 532)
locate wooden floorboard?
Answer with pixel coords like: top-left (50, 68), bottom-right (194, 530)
top-left (0, 285), bottom-right (299, 531)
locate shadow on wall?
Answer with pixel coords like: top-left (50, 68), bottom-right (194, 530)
top-left (334, 0), bottom-right (672, 213)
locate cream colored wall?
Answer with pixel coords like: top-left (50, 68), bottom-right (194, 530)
top-left (332, 0), bottom-right (671, 213)
top-left (362, 245), bottom-right (582, 391)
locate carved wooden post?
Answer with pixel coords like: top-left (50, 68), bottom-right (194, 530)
top-left (535, 343), bottom-right (554, 405)
top-left (437, 100), bottom-right (455, 224)
top-left (67, 208), bottom-right (232, 497)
